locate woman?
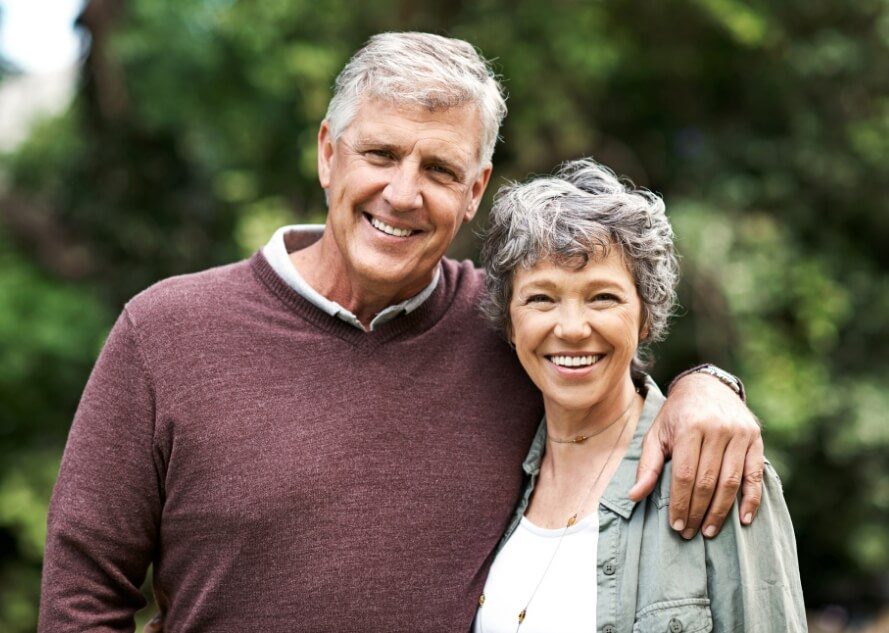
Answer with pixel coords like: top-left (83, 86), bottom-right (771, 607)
top-left (474, 159), bottom-right (806, 632)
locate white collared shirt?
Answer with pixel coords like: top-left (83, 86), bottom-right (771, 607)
top-left (261, 224), bottom-right (440, 332)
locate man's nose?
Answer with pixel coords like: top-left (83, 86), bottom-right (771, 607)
top-left (383, 163), bottom-right (422, 212)
top-left (554, 303), bottom-right (592, 341)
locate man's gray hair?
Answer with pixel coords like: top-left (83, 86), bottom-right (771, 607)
top-left (325, 32), bottom-right (507, 166)
top-left (480, 158), bottom-right (679, 370)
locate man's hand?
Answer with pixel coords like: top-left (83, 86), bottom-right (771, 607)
top-left (628, 372), bottom-right (764, 539)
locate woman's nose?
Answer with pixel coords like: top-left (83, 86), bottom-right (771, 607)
top-left (554, 304), bottom-right (592, 341)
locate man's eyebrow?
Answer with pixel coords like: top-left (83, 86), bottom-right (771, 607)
top-left (353, 137), bottom-right (401, 153)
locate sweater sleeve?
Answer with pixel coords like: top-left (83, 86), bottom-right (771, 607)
top-left (704, 460), bottom-right (808, 632)
top-left (39, 308), bottom-right (162, 632)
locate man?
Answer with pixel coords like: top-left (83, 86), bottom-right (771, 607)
top-left (40, 33), bottom-right (763, 632)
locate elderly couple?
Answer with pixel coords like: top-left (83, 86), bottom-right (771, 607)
top-left (39, 32), bottom-right (805, 632)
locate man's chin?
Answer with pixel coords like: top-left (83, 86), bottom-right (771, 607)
top-left (354, 261), bottom-right (433, 297)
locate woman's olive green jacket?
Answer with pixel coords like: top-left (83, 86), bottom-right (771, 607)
top-left (497, 377), bottom-right (807, 633)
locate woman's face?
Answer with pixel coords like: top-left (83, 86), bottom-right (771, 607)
top-left (508, 248), bottom-right (645, 415)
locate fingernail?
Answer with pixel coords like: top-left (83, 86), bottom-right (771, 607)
top-left (681, 529), bottom-right (695, 540)
top-left (743, 512), bottom-right (753, 525)
top-left (672, 519), bottom-right (685, 532)
top-left (704, 525), bottom-right (717, 538)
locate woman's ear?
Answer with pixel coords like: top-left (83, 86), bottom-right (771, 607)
top-left (639, 312), bottom-right (651, 341)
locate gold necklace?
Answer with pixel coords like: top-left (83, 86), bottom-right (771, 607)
top-left (477, 395), bottom-right (637, 633)
top-left (547, 395), bottom-right (636, 444)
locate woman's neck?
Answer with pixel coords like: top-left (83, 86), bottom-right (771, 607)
top-left (526, 378), bottom-right (643, 528)
top-left (540, 376), bottom-right (641, 478)
top-left (544, 375), bottom-right (638, 438)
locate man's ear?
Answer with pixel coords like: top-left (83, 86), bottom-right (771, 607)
top-left (463, 163), bottom-right (493, 223)
top-left (317, 120), bottom-right (335, 189)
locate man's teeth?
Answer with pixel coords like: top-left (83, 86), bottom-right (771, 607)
top-left (549, 355), bottom-right (602, 368)
top-left (370, 217), bottom-right (413, 237)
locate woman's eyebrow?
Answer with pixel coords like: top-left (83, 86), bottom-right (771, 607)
top-left (518, 279), bottom-right (556, 291)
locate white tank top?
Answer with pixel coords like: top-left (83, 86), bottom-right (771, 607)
top-left (474, 512), bottom-right (599, 633)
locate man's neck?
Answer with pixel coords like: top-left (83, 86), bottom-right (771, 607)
top-left (289, 239), bottom-right (432, 328)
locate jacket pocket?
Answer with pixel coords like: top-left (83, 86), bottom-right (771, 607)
top-left (632, 598), bottom-right (713, 633)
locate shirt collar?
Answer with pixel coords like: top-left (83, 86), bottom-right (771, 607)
top-left (261, 224), bottom-right (441, 332)
top-left (521, 375), bottom-right (665, 519)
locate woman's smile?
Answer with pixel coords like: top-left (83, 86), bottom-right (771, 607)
top-left (544, 353), bottom-right (605, 380)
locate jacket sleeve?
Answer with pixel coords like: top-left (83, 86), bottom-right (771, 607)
top-left (39, 308), bottom-right (162, 632)
top-left (704, 460), bottom-right (808, 632)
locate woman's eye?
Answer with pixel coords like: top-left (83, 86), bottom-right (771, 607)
top-left (526, 294), bottom-right (553, 304)
top-left (591, 293), bottom-right (619, 303)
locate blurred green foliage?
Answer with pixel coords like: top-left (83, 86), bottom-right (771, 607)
top-left (0, 0), bottom-right (887, 629)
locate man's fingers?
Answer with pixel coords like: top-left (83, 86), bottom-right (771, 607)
top-left (668, 429), bottom-right (703, 535)
top-left (739, 430), bottom-right (765, 525)
top-left (700, 435), bottom-right (747, 537)
top-left (681, 430), bottom-right (730, 539)
top-left (629, 430), bottom-right (666, 501)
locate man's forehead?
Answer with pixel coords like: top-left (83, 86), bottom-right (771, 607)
top-left (353, 130), bottom-right (472, 161)
top-left (346, 100), bottom-right (483, 163)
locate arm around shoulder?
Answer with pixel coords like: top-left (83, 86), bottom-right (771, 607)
top-left (704, 460), bottom-right (807, 632)
top-left (39, 308), bottom-right (162, 632)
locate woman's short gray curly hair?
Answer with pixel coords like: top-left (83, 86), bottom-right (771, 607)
top-left (480, 158), bottom-right (679, 370)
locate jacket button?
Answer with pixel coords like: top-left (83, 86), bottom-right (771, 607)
top-left (603, 561), bottom-right (616, 575)
top-left (669, 617), bottom-right (683, 632)
top-left (603, 626), bottom-right (616, 633)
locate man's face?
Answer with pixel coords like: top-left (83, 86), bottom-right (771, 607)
top-left (317, 99), bottom-right (492, 301)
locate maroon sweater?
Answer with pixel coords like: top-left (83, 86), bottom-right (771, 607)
top-left (39, 252), bottom-right (543, 632)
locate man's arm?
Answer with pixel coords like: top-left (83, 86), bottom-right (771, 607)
top-left (39, 309), bottom-right (161, 632)
top-left (628, 369), bottom-right (764, 539)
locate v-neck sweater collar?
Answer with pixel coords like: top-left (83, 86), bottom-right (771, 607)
top-left (249, 249), bottom-right (459, 349)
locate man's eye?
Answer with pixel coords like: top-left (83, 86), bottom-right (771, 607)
top-left (366, 150), bottom-right (394, 160)
top-left (428, 164), bottom-right (456, 179)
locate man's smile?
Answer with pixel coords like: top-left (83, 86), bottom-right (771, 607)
top-left (363, 212), bottom-right (420, 238)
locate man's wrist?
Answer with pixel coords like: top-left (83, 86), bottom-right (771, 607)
top-left (668, 364), bottom-right (746, 402)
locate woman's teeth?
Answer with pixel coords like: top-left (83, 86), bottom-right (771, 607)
top-left (370, 216), bottom-right (413, 237)
top-left (549, 355), bottom-right (602, 368)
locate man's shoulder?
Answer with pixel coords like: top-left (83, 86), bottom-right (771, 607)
top-left (124, 257), bottom-right (256, 329)
top-left (440, 256), bottom-right (486, 299)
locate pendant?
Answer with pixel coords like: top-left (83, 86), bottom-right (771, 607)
top-left (567, 514), bottom-right (577, 527)
top-left (518, 608), bottom-right (526, 623)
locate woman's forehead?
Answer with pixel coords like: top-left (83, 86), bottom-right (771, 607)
top-left (512, 249), bottom-right (635, 288)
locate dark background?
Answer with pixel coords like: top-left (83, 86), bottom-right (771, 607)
top-left (0, 1), bottom-right (887, 630)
